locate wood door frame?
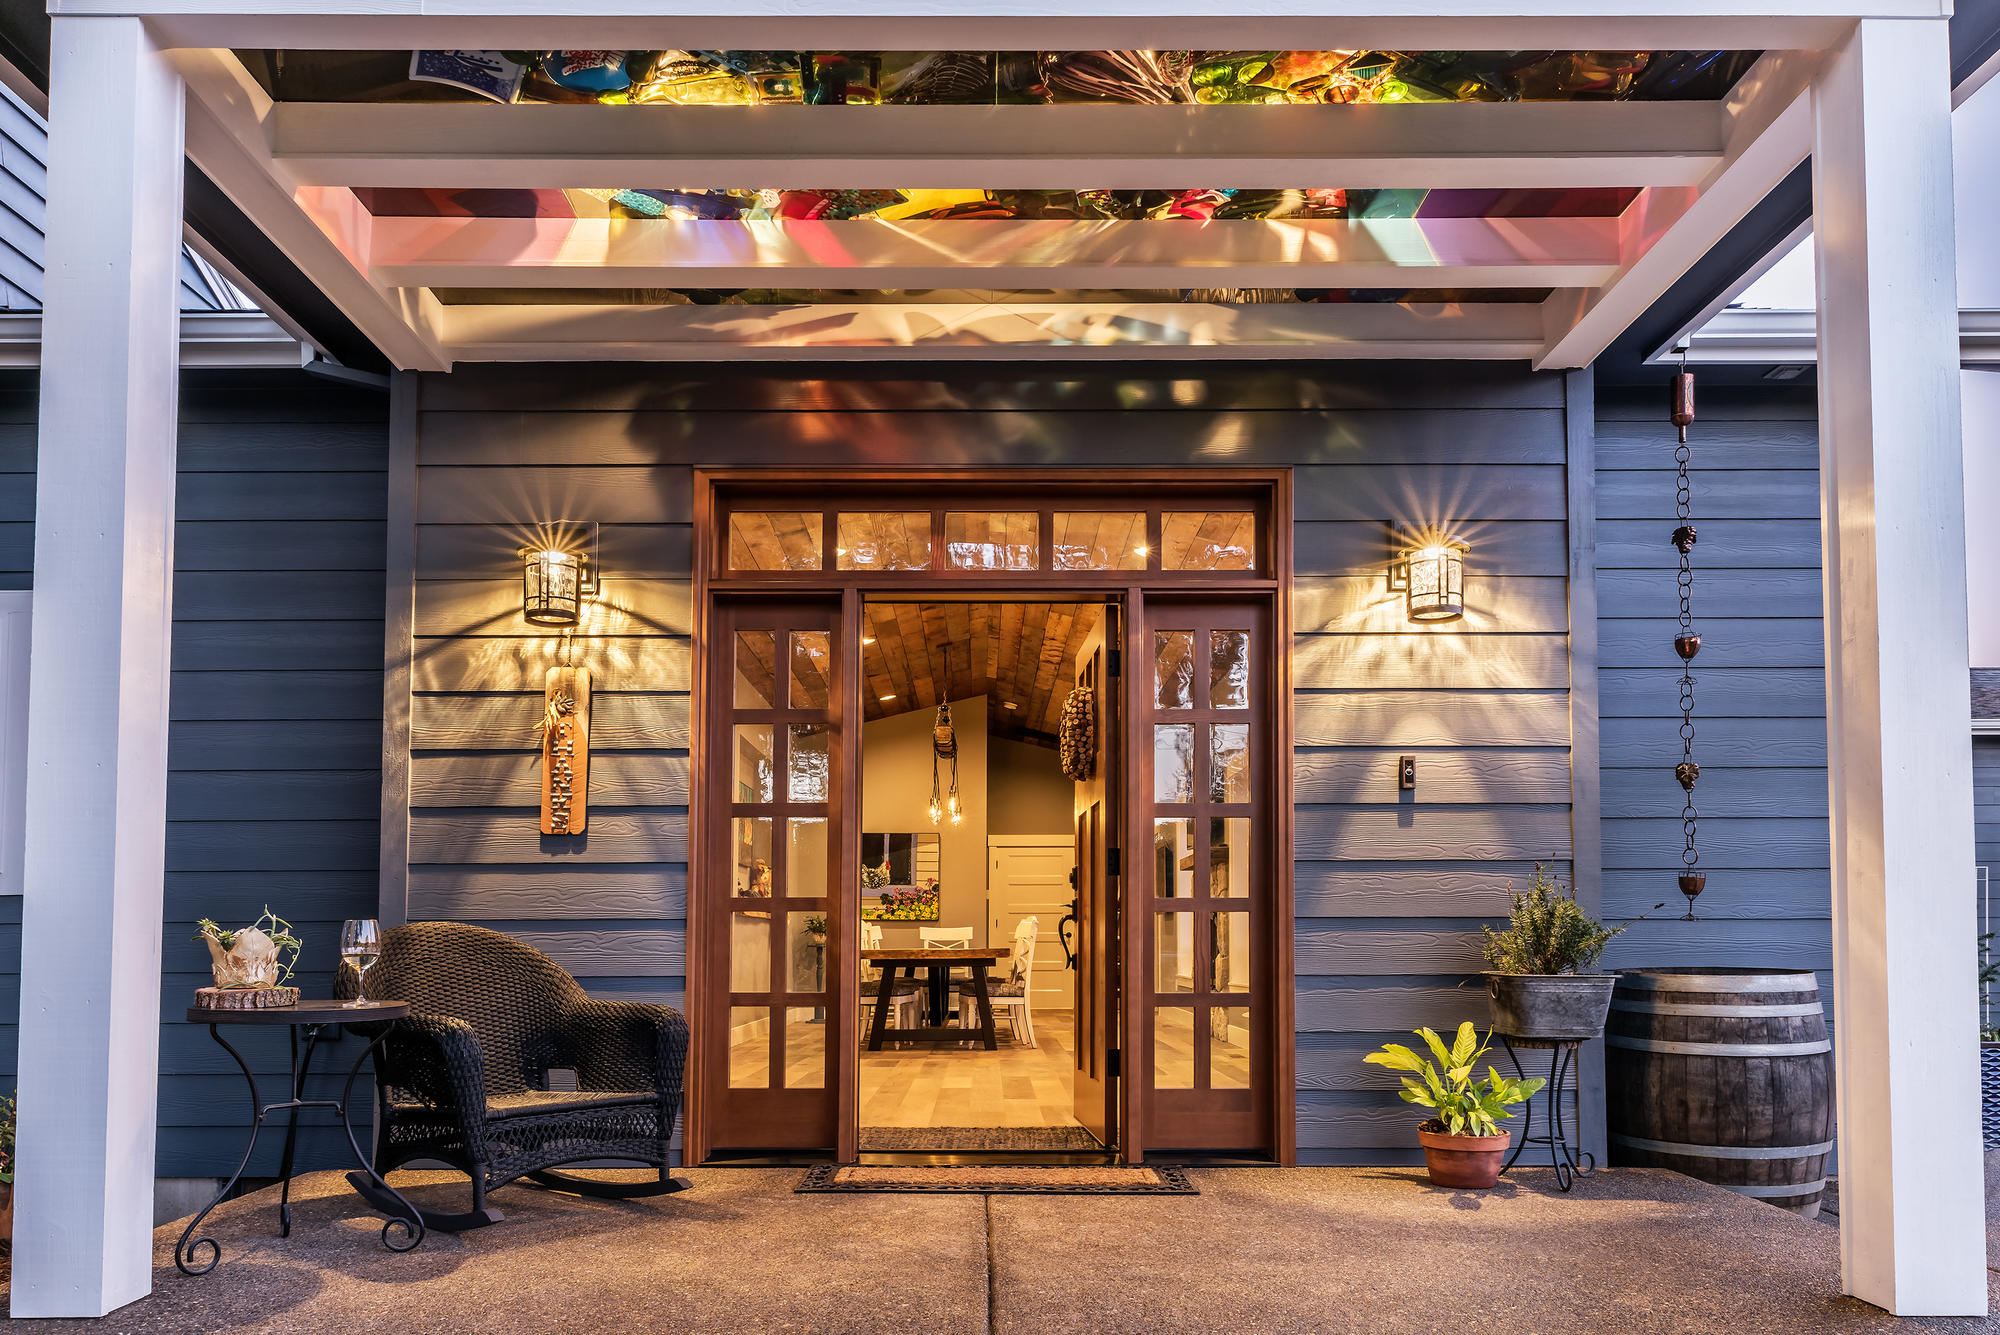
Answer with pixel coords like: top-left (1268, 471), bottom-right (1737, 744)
top-left (690, 468), bottom-right (1295, 1166)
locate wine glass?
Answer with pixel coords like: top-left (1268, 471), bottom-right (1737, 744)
top-left (341, 919), bottom-right (382, 1009)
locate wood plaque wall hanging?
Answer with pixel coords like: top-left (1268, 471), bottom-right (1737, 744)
top-left (541, 664), bottom-right (592, 835)
top-left (1059, 686), bottom-right (1096, 781)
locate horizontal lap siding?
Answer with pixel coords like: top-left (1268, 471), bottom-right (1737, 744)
top-left (163, 380), bottom-right (390, 1176)
top-left (0, 375), bottom-right (390, 1177)
top-left (1593, 389), bottom-right (1831, 986)
top-left (1290, 378), bottom-right (1575, 1163)
top-left (414, 363), bottom-right (1571, 1165)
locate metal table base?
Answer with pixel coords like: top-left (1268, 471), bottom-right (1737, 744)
top-left (1497, 1036), bottom-right (1596, 1192)
top-left (176, 1002), bottom-right (424, 1275)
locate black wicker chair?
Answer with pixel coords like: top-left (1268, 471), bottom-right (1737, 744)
top-left (344, 921), bottom-right (689, 1231)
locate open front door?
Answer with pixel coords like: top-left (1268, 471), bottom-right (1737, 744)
top-left (1071, 603), bottom-right (1121, 1151)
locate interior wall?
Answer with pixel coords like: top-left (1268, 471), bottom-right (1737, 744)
top-left (987, 736), bottom-right (1072, 838)
top-left (862, 696), bottom-right (989, 948)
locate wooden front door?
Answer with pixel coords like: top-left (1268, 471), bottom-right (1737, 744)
top-left (1139, 599), bottom-right (1275, 1154)
top-left (700, 599), bottom-right (845, 1151)
top-left (1071, 606), bottom-right (1122, 1150)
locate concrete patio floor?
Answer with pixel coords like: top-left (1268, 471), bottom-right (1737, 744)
top-left (8, 1164), bottom-right (2000, 1333)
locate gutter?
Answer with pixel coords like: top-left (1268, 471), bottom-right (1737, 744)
top-left (1675, 307), bottom-right (2000, 368)
top-left (0, 310), bottom-right (309, 370)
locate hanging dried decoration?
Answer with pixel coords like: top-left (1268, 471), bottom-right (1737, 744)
top-left (1669, 355), bottom-right (1704, 919)
top-left (1059, 685), bottom-right (1097, 780)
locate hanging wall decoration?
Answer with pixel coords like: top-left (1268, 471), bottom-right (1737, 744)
top-left (1669, 356), bottom-right (1704, 919)
top-left (541, 656), bottom-right (593, 835)
top-left (929, 699), bottom-right (962, 827)
top-left (1059, 685), bottom-right (1097, 781)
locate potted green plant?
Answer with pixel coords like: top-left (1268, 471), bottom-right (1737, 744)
top-left (1480, 863), bottom-right (1627, 1041)
top-left (804, 915), bottom-right (828, 947)
top-left (1365, 1023), bottom-right (1545, 1189)
top-left (1980, 932), bottom-right (1999, 1149)
top-left (0, 1088), bottom-right (15, 1243)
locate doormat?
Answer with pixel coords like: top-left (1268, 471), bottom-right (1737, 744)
top-left (859, 1126), bottom-right (1105, 1152)
top-left (796, 1163), bottom-right (1196, 1195)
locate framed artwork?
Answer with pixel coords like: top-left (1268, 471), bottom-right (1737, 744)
top-left (860, 831), bottom-right (942, 921)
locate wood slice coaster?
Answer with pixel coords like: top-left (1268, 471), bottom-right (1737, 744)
top-left (193, 986), bottom-right (300, 1010)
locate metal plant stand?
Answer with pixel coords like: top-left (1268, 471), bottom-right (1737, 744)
top-left (176, 1000), bottom-right (424, 1275)
top-left (1497, 1036), bottom-right (1595, 1192)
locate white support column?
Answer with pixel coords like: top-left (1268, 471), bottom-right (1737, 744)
top-left (11, 16), bottom-right (184, 1318)
top-left (1812, 17), bottom-right (1987, 1318)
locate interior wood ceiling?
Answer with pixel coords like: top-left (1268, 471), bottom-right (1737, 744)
top-left (864, 601), bottom-right (1103, 744)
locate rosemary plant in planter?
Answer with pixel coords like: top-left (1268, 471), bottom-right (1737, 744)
top-left (1364, 1024), bottom-right (1545, 1189)
top-left (1480, 864), bottom-right (1627, 1041)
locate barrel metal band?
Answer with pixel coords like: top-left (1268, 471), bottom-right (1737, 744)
top-left (1610, 1133), bottom-right (1835, 1161)
top-left (1605, 1035), bottom-right (1832, 1057)
top-left (1609, 1000), bottom-right (1824, 1018)
top-left (1720, 1180), bottom-right (1826, 1199)
top-left (1615, 973), bottom-right (1819, 994)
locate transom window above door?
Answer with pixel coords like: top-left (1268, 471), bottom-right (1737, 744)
top-left (712, 481), bottom-right (1278, 584)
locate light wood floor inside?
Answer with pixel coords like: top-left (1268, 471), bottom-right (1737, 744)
top-left (861, 1010), bottom-right (1083, 1129)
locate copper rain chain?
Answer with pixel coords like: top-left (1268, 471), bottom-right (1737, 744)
top-left (1670, 356), bottom-right (1704, 920)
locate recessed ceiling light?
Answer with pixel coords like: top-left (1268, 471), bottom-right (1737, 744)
top-left (862, 636), bottom-right (876, 645)
top-left (1003, 701), bottom-right (1017, 710)
top-left (1134, 545), bottom-right (1149, 557)
top-left (879, 693), bottom-right (897, 702)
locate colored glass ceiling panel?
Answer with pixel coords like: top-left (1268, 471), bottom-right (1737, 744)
top-left (244, 49), bottom-right (1760, 107)
top-left (352, 186), bottom-right (1642, 223)
top-left (432, 287), bottom-right (1554, 307)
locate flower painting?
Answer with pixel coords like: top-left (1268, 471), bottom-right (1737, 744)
top-left (860, 832), bottom-right (943, 920)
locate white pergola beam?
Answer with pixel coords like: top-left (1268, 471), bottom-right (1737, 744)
top-left (1535, 47), bottom-right (1820, 367)
top-left (437, 297), bottom-right (1546, 360)
top-left (51, 2), bottom-right (1943, 52)
top-left (171, 47), bottom-right (452, 370)
top-left (364, 215), bottom-right (1621, 290)
top-left (12, 15), bottom-right (183, 1317)
top-left (1811, 16), bottom-right (1987, 1318)
top-left (273, 101), bottom-right (1725, 191)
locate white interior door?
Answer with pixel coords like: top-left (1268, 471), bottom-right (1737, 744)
top-left (989, 836), bottom-right (1076, 1011)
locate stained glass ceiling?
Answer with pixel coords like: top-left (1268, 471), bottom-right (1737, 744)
top-left (354, 186), bottom-right (1641, 223)
top-left (243, 48), bottom-right (1760, 107)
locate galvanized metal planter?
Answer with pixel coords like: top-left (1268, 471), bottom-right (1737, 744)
top-left (1483, 972), bottom-right (1617, 1041)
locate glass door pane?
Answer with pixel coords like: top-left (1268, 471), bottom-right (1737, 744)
top-left (1141, 601), bottom-right (1271, 1154)
top-left (707, 601), bottom-right (842, 1151)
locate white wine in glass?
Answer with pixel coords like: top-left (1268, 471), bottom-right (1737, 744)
top-left (341, 918), bottom-right (382, 1008)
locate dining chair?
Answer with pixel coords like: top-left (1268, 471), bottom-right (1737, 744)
top-left (859, 920), bottom-right (921, 1037)
top-left (918, 925), bottom-right (975, 949)
top-left (958, 916), bottom-right (1040, 1047)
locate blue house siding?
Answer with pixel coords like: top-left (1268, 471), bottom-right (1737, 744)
top-left (406, 362), bottom-right (1575, 1165)
top-left (0, 371), bottom-right (390, 1176)
top-left (1594, 386), bottom-right (1832, 991)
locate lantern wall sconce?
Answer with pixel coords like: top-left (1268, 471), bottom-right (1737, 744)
top-left (519, 523), bottom-right (599, 628)
top-left (1387, 529), bottom-right (1468, 624)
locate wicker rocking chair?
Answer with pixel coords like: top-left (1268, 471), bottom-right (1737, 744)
top-left (344, 921), bottom-right (690, 1232)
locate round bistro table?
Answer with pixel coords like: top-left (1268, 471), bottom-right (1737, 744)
top-left (176, 999), bottom-right (424, 1275)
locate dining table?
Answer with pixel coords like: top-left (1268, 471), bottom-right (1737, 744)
top-left (862, 947), bottom-right (1010, 1050)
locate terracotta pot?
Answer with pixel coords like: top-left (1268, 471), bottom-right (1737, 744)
top-left (0, 1181), bottom-right (13, 1244)
top-left (1417, 1126), bottom-right (1511, 1189)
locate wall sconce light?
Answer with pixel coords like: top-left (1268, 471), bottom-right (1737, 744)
top-left (1388, 533), bottom-right (1467, 624)
top-left (520, 524), bottom-right (599, 628)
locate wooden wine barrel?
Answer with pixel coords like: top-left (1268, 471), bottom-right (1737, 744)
top-left (1606, 968), bottom-right (1834, 1218)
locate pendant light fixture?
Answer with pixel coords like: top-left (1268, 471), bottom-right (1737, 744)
top-left (929, 698), bottom-right (962, 827)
